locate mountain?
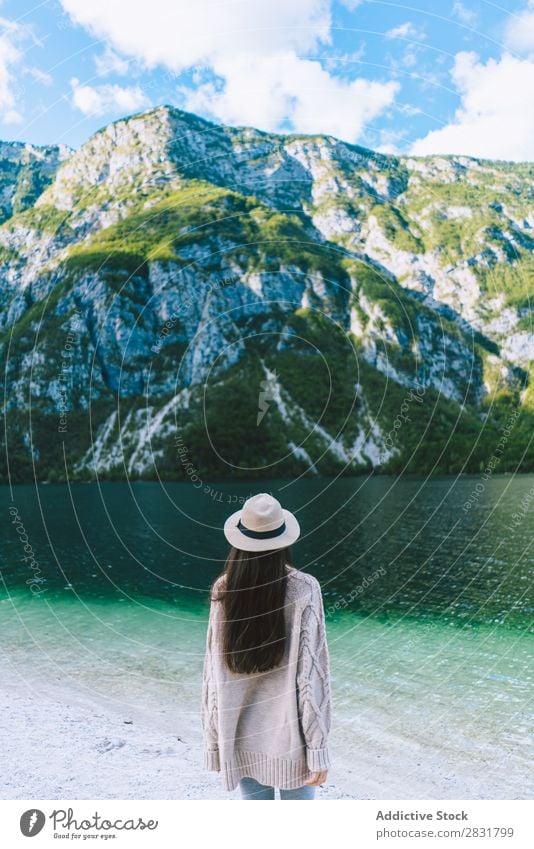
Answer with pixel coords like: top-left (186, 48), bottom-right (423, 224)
top-left (0, 141), bottom-right (70, 226)
top-left (1, 105), bottom-right (532, 482)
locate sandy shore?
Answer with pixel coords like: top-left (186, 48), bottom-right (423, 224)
top-left (1, 595), bottom-right (531, 801)
top-left (0, 679), bottom-right (355, 800)
top-left (2, 672), bottom-right (529, 801)
top-left (2, 684), bottom-right (218, 800)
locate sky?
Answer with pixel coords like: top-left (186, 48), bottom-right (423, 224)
top-left (0, 0), bottom-right (533, 160)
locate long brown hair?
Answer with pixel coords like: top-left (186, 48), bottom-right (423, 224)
top-left (212, 546), bottom-right (292, 674)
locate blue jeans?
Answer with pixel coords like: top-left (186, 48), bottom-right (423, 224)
top-left (239, 777), bottom-right (316, 800)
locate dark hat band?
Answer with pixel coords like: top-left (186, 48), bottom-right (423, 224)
top-left (237, 518), bottom-right (286, 539)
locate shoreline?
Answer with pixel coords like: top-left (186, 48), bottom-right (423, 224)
top-left (0, 675), bottom-right (354, 800)
top-left (1, 671), bottom-right (530, 801)
top-left (1, 675), bottom-right (228, 801)
top-left (4, 471), bottom-right (532, 488)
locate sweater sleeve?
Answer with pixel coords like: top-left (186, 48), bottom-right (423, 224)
top-left (201, 600), bottom-right (220, 771)
top-left (296, 578), bottom-right (332, 772)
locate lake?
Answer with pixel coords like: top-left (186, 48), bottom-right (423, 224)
top-left (1, 475), bottom-right (533, 798)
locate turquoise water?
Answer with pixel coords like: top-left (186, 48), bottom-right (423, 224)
top-left (2, 476), bottom-right (533, 626)
top-left (1, 476), bottom-right (533, 796)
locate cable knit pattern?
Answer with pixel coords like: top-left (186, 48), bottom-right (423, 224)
top-left (296, 579), bottom-right (332, 771)
top-left (201, 605), bottom-right (220, 771)
top-left (200, 567), bottom-right (332, 791)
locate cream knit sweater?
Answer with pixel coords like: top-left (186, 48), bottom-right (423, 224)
top-left (201, 566), bottom-right (332, 791)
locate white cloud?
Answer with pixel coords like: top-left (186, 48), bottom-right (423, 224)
top-left (411, 51), bottom-right (534, 161)
top-left (70, 78), bottom-right (149, 116)
top-left (385, 22), bottom-right (426, 41)
top-left (451, 2), bottom-right (477, 26)
top-left (376, 142), bottom-right (399, 154)
top-left (0, 16), bottom-right (52, 123)
top-left (0, 35), bottom-right (20, 103)
top-left (323, 44), bottom-right (366, 72)
top-left (60, 0), bottom-right (332, 70)
top-left (373, 121), bottom-right (411, 155)
top-left (0, 16), bottom-right (22, 36)
top-left (59, 0), bottom-right (398, 143)
top-left (504, 2), bottom-right (534, 56)
top-left (180, 51), bottom-right (398, 141)
top-left (25, 66), bottom-right (53, 85)
top-left (3, 107), bottom-right (22, 124)
top-left (400, 50), bottom-right (418, 68)
top-left (94, 46), bottom-right (129, 77)
top-left (0, 26), bottom-right (24, 123)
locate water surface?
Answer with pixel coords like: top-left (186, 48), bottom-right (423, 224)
top-left (1, 476), bottom-right (533, 797)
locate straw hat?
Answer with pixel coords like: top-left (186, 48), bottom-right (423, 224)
top-left (223, 493), bottom-right (300, 552)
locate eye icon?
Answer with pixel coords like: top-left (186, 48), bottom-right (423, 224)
top-left (20, 809), bottom-right (46, 837)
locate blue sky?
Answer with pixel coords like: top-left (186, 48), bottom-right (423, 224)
top-left (0, 0), bottom-right (532, 160)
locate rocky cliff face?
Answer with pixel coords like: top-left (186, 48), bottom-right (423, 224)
top-left (1, 106), bottom-right (532, 481)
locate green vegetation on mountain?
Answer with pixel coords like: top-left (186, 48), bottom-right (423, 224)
top-left (0, 106), bottom-right (531, 482)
